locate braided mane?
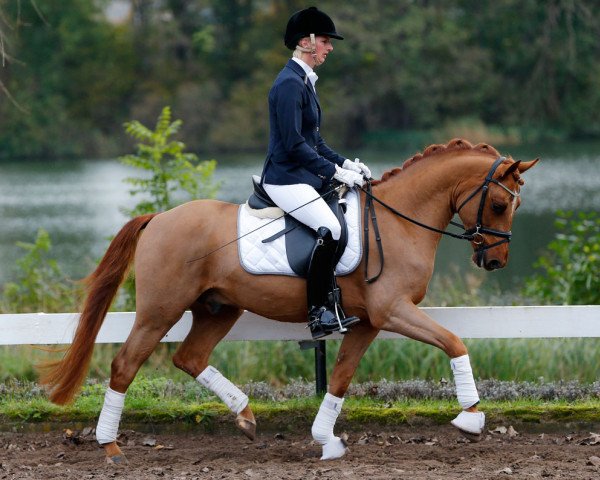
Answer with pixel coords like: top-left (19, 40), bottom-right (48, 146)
top-left (372, 138), bottom-right (501, 186)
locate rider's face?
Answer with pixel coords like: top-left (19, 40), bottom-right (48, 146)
top-left (314, 36), bottom-right (333, 64)
top-left (299, 35), bottom-right (334, 66)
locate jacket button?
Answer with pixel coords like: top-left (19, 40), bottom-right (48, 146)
top-left (316, 127), bottom-right (320, 132)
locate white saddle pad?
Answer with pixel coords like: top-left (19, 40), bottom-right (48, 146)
top-left (237, 189), bottom-right (362, 277)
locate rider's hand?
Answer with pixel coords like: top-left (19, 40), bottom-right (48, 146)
top-left (353, 158), bottom-right (372, 179)
top-left (334, 164), bottom-right (365, 187)
top-left (342, 158), bottom-right (362, 174)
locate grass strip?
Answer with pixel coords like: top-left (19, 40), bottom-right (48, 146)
top-left (2, 394), bottom-right (600, 431)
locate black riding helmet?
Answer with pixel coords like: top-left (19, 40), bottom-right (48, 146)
top-left (284, 6), bottom-right (344, 50)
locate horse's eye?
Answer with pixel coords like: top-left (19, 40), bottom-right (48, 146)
top-left (492, 202), bottom-right (507, 214)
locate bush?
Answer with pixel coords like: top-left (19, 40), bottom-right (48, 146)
top-left (1, 229), bottom-right (80, 313)
top-left (523, 211), bottom-right (600, 305)
top-left (119, 105), bottom-right (220, 217)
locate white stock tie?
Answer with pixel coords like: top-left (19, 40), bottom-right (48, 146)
top-left (307, 71), bottom-right (318, 92)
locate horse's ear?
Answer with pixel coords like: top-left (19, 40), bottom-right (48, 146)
top-left (499, 158), bottom-right (539, 179)
top-left (499, 160), bottom-right (521, 179)
top-left (517, 158), bottom-right (540, 174)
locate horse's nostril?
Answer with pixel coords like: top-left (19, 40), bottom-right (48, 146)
top-left (487, 259), bottom-right (502, 270)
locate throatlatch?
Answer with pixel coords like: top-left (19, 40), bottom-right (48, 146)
top-left (306, 227), bottom-right (360, 339)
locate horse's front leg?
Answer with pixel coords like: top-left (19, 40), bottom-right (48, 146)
top-left (311, 320), bottom-right (380, 460)
top-left (373, 300), bottom-right (485, 435)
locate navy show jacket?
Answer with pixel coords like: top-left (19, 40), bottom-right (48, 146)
top-left (262, 59), bottom-right (346, 192)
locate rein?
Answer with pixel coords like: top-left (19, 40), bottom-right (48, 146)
top-left (360, 156), bottom-right (519, 282)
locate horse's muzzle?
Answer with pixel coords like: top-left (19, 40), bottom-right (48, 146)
top-left (472, 251), bottom-right (505, 271)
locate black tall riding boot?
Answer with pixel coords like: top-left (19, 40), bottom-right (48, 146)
top-left (306, 227), bottom-right (360, 340)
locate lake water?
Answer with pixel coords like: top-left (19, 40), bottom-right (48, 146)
top-left (0, 143), bottom-right (599, 291)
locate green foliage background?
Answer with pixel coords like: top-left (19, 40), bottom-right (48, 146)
top-left (1, 0), bottom-right (599, 158)
top-left (523, 212), bottom-right (600, 305)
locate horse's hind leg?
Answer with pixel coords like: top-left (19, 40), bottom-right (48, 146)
top-left (311, 321), bottom-right (380, 460)
top-left (99, 309), bottom-right (184, 464)
top-left (171, 304), bottom-right (256, 440)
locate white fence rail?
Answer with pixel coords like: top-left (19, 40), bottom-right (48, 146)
top-left (1, 306), bottom-right (599, 345)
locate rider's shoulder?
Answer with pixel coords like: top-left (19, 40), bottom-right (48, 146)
top-left (271, 72), bottom-right (305, 97)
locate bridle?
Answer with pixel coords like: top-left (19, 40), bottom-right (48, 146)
top-left (360, 156), bottom-right (521, 282)
top-left (454, 156), bottom-right (520, 267)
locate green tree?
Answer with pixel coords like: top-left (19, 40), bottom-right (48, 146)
top-left (0, 0), bottom-right (136, 158)
top-left (523, 211), bottom-right (600, 305)
top-left (119, 106), bottom-right (220, 217)
top-left (3, 1), bottom-right (600, 157)
top-left (457, 0), bottom-right (600, 139)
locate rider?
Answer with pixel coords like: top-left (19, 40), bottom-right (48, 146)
top-left (260, 6), bottom-right (372, 339)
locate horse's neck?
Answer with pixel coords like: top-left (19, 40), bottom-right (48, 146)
top-left (373, 157), bottom-right (465, 238)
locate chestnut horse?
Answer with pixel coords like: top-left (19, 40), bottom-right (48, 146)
top-left (41, 139), bottom-right (538, 462)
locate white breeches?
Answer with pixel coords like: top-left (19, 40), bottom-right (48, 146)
top-left (263, 183), bottom-right (341, 240)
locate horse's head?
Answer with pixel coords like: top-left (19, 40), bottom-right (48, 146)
top-left (455, 156), bottom-right (539, 271)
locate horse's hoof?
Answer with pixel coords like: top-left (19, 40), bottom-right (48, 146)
top-left (106, 454), bottom-right (128, 465)
top-left (235, 414), bottom-right (257, 441)
top-left (103, 441), bottom-right (127, 465)
top-left (320, 436), bottom-right (348, 460)
top-left (451, 410), bottom-right (485, 435)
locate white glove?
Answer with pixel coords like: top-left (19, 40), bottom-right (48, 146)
top-left (353, 158), bottom-right (371, 179)
top-left (334, 164), bottom-right (365, 187)
top-left (342, 158), bottom-right (362, 174)
top-left (343, 158), bottom-right (371, 178)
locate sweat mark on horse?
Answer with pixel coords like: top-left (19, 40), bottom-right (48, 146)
top-left (39, 138), bottom-right (538, 463)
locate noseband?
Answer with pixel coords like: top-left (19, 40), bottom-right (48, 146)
top-left (453, 156), bottom-right (520, 267)
top-left (360, 156), bottom-right (520, 281)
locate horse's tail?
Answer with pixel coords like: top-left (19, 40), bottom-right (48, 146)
top-left (40, 213), bottom-right (158, 405)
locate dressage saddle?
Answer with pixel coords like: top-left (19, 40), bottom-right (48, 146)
top-left (247, 176), bottom-right (350, 277)
top-left (247, 177), bottom-right (359, 339)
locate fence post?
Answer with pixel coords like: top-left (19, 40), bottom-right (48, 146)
top-left (315, 340), bottom-right (327, 395)
top-left (299, 339), bottom-right (328, 395)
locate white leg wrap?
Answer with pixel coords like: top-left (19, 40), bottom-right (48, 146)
top-left (96, 387), bottom-right (126, 445)
top-left (450, 354), bottom-right (480, 409)
top-left (311, 393), bottom-right (347, 460)
top-left (196, 366), bottom-right (248, 415)
top-left (450, 354), bottom-right (485, 434)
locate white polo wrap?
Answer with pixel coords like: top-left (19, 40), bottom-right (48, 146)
top-left (312, 393), bottom-right (343, 444)
top-left (311, 393), bottom-right (347, 460)
top-left (196, 366), bottom-right (248, 415)
top-left (96, 387), bottom-right (126, 445)
top-left (450, 354), bottom-right (480, 409)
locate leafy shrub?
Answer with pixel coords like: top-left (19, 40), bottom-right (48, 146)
top-left (1, 229), bottom-right (80, 313)
top-left (119, 105), bottom-right (220, 216)
top-left (523, 211), bottom-right (599, 305)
